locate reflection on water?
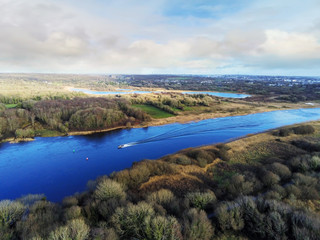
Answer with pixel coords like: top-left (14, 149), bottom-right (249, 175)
top-left (71, 88), bottom-right (250, 98)
top-left (182, 91), bottom-right (250, 98)
top-left (0, 108), bottom-right (319, 201)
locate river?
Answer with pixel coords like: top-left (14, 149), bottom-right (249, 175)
top-left (70, 88), bottom-right (251, 98)
top-left (1, 108), bottom-right (320, 201)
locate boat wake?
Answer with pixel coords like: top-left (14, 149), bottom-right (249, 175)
top-left (117, 120), bottom-right (261, 149)
top-left (118, 142), bottom-right (137, 149)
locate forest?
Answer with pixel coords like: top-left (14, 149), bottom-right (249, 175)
top-left (0, 92), bottom-right (223, 142)
top-left (0, 97), bottom-right (152, 141)
top-left (1, 122), bottom-right (320, 239)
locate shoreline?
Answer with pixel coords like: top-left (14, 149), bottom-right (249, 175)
top-left (1, 105), bottom-right (318, 144)
top-left (65, 86), bottom-right (250, 96)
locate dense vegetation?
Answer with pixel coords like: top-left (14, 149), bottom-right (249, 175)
top-left (1, 123), bottom-right (320, 239)
top-left (117, 75), bottom-right (320, 102)
top-left (2, 73), bottom-right (320, 104)
top-left (0, 92), bottom-right (229, 142)
top-left (0, 97), bottom-right (150, 141)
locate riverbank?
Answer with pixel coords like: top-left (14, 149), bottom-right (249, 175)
top-left (8, 137), bottom-right (35, 144)
top-left (1, 103), bottom-right (317, 144)
top-left (133, 102), bottom-right (318, 128)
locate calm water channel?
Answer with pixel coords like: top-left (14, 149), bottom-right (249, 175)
top-left (1, 108), bottom-right (320, 201)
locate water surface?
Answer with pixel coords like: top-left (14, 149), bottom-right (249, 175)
top-left (1, 108), bottom-right (319, 201)
top-left (182, 91), bottom-right (250, 98)
top-left (71, 88), bottom-right (250, 98)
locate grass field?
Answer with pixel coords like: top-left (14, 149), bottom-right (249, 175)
top-left (132, 104), bottom-right (174, 118)
top-left (5, 104), bottom-right (18, 109)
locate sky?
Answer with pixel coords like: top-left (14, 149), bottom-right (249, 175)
top-left (0, 0), bottom-right (319, 76)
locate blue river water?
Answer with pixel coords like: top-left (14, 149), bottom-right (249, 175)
top-left (1, 108), bottom-right (320, 202)
top-left (182, 91), bottom-right (250, 98)
top-left (71, 88), bottom-right (250, 98)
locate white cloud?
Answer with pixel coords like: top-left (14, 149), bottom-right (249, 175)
top-left (0, 0), bottom-right (319, 75)
top-left (259, 30), bottom-right (320, 58)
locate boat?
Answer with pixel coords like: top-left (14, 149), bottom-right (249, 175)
top-left (118, 144), bottom-right (124, 149)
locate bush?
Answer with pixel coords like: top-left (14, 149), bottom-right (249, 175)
top-left (226, 174), bottom-right (254, 198)
top-left (268, 162), bottom-right (291, 180)
top-left (197, 158), bottom-right (208, 168)
top-left (216, 203), bottom-right (244, 232)
top-left (185, 191), bottom-right (216, 210)
top-left (111, 202), bottom-right (155, 239)
top-left (176, 155), bottom-right (192, 165)
top-left (64, 206), bottom-right (82, 221)
top-left (273, 128), bottom-right (292, 137)
top-left (16, 200), bottom-right (60, 239)
top-left (183, 209), bottom-right (214, 240)
top-left (144, 215), bottom-right (182, 240)
top-left (94, 178), bottom-right (126, 201)
top-left (261, 171), bottom-right (280, 187)
top-left (18, 194), bottom-right (46, 207)
top-left (91, 227), bottom-right (119, 240)
top-left (0, 200), bottom-right (25, 227)
top-left (49, 219), bottom-right (89, 240)
top-left (264, 211), bottom-right (287, 239)
top-left (292, 125), bottom-right (315, 135)
top-left (293, 173), bottom-right (317, 187)
top-left (62, 196), bottom-right (78, 208)
top-left (147, 189), bottom-right (176, 207)
top-left (67, 218), bottom-right (90, 240)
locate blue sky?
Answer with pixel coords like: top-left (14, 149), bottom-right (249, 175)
top-left (0, 0), bottom-right (319, 75)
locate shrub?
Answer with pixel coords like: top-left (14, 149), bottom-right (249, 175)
top-left (0, 200), bottom-right (25, 227)
top-left (97, 198), bottom-right (124, 221)
top-left (91, 227), bottom-right (119, 240)
top-left (268, 162), bottom-right (291, 180)
top-left (292, 125), bottom-right (315, 135)
top-left (310, 156), bottom-right (320, 170)
top-left (111, 202), bottom-right (155, 239)
top-left (16, 200), bottom-right (60, 239)
top-left (18, 194), bottom-right (46, 207)
top-left (273, 128), bottom-right (292, 137)
top-left (176, 155), bottom-right (192, 165)
top-left (185, 191), bottom-right (216, 210)
top-left (49, 219), bottom-right (89, 240)
top-left (216, 144), bottom-right (231, 161)
top-left (67, 218), bottom-right (90, 240)
top-left (64, 206), bottom-right (82, 221)
top-left (144, 215), bottom-right (182, 240)
top-left (285, 185), bottom-right (301, 198)
top-left (197, 158), bottom-right (207, 168)
top-left (291, 211), bottom-right (320, 240)
top-left (264, 191), bottom-right (282, 200)
top-left (261, 171), bottom-right (280, 187)
top-left (264, 211), bottom-right (287, 239)
top-left (94, 178), bottom-right (126, 201)
top-left (62, 196), bottom-right (78, 208)
top-left (293, 173), bottom-right (317, 187)
top-left (48, 226), bottom-right (69, 240)
top-left (216, 203), bottom-right (244, 232)
top-left (227, 174), bottom-right (254, 198)
top-left (183, 208), bottom-right (214, 240)
top-left (147, 189), bottom-right (176, 207)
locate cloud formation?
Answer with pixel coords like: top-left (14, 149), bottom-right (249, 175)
top-left (0, 0), bottom-right (319, 75)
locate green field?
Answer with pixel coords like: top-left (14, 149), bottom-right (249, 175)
top-left (5, 103), bottom-right (18, 109)
top-left (132, 104), bottom-right (174, 118)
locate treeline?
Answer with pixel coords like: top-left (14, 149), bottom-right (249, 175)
top-left (1, 124), bottom-right (320, 239)
top-left (131, 93), bottom-right (216, 114)
top-left (0, 92), bottom-right (84, 105)
top-left (118, 75), bottom-right (320, 102)
top-left (0, 97), bottom-right (150, 141)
